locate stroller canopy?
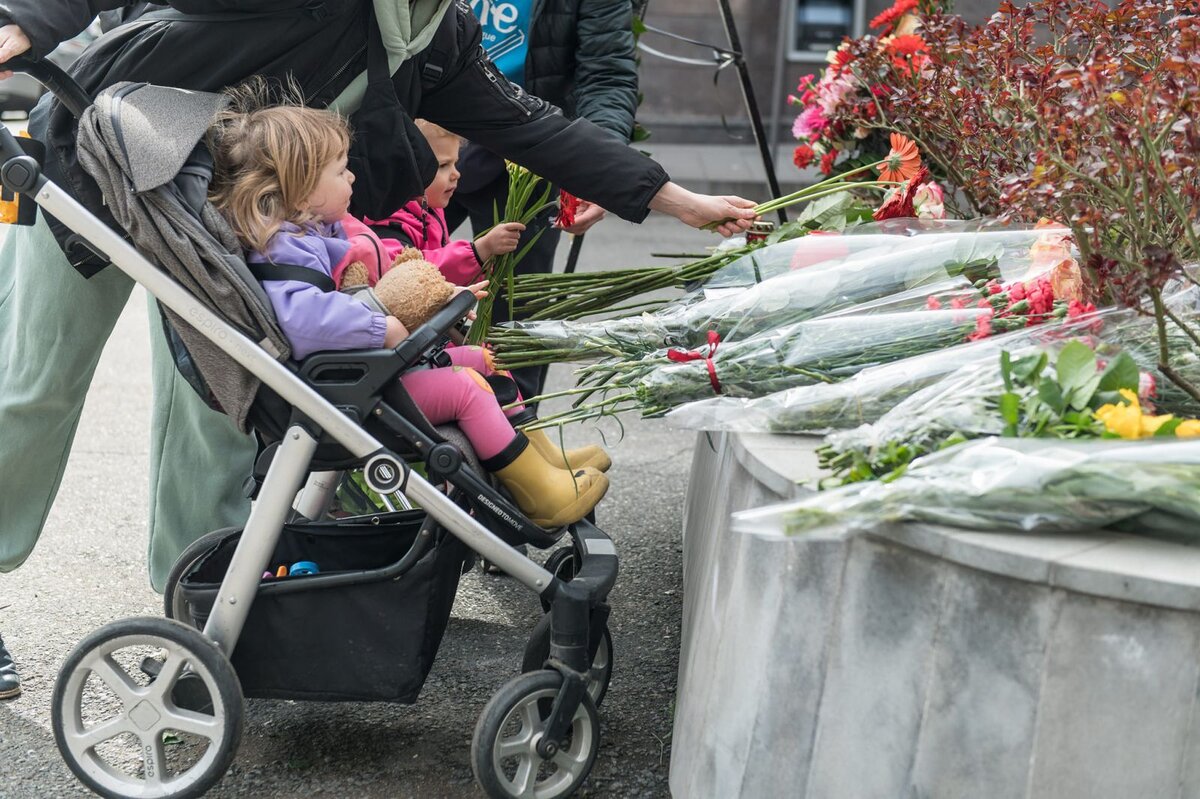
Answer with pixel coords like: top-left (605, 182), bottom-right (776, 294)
top-left (76, 82), bottom-right (292, 430)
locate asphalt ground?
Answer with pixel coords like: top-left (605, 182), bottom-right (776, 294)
top-left (0, 213), bottom-right (717, 798)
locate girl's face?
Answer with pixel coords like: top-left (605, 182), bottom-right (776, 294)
top-left (422, 135), bottom-right (461, 209)
top-left (304, 151), bottom-right (355, 223)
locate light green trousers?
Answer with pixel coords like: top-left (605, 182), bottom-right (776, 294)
top-left (0, 217), bottom-right (255, 591)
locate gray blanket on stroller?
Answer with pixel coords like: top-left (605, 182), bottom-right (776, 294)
top-left (76, 82), bottom-right (292, 431)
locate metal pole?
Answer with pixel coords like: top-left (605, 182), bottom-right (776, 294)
top-left (716, 0), bottom-right (787, 222)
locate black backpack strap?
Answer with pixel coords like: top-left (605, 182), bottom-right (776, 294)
top-left (368, 222), bottom-right (416, 249)
top-left (248, 262), bottom-right (337, 292)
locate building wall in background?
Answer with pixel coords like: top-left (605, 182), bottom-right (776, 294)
top-left (636, 0), bottom-right (1002, 143)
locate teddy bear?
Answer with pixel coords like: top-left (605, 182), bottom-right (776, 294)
top-left (341, 247), bottom-right (457, 331)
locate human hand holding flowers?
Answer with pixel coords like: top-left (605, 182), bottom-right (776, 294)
top-left (648, 183), bottom-right (758, 237)
top-left (475, 222), bottom-right (526, 262)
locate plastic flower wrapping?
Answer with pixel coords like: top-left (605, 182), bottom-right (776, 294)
top-left (732, 437), bottom-right (1200, 541)
top-left (491, 223), bottom-right (1076, 371)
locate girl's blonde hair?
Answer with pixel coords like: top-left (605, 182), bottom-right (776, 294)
top-left (208, 79), bottom-right (351, 254)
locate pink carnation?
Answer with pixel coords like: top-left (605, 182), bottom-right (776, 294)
top-left (792, 105), bottom-right (829, 140)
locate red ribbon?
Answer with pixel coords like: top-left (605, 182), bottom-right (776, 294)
top-left (667, 330), bottom-right (722, 394)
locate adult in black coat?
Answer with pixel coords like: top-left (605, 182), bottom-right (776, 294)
top-left (445, 0), bottom-right (642, 399)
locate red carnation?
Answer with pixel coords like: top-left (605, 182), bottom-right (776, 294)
top-left (926, 295), bottom-right (943, 310)
top-left (872, 166), bottom-right (929, 221)
top-left (870, 0), bottom-right (918, 33)
top-left (819, 149), bottom-right (839, 175)
top-left (967, 309), bottom-right (994, 342)
top-left (793, 144), bottom-right (816, 169)
top-left (555, 190), bottom-right (582, 229)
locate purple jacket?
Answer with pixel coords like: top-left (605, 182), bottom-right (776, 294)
top-left (250, 222), bottom-right (387, 360)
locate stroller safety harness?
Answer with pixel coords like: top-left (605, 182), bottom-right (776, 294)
top-left (3, 56), bottom-right (618, 799)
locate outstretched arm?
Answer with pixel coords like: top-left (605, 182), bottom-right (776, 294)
top-left (418, 6), bottom-right (756, 234)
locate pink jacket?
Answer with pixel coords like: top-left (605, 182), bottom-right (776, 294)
top-left (365, 200), bottom-right (484, 286)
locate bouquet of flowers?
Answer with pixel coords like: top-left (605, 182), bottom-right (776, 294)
top-left (490, 225), bottom-right (1074, 370)
top-left (661, 306), bottom-right (1131, 435)
top-left (733, 437), bottom-right (1200, 541)
top-left (528, 288), bottom-right (1098, 429)
top-left (466, 162), bottom-right (556, 344)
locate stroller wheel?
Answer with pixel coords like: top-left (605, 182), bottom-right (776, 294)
top-left (538, 546), bottom-right (581, 613)
top-left (522, 622), bottom-right (613, 708)
top-left (51, 616), bottom-right (243, 799)
top-left (163, 527), bottom-right (240, 625)
top-left (472, 670), bottom-right (600, 799)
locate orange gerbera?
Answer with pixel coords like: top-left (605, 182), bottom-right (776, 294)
top-left (878, 133), bottom-right (921, 182)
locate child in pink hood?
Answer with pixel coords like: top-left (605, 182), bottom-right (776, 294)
top-left (367, 120), bottom-right (525, 286)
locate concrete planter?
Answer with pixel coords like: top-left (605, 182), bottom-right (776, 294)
top-left (671, 431), bottom-right (1200, 799)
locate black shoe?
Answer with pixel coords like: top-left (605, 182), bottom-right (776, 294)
top-left (0, 634), bottom-right (21, 700)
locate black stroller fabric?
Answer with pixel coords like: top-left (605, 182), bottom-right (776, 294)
top-left (75, 82), bottom-right (292, 430)
top-left (179, 510), bottom-right (470, 703)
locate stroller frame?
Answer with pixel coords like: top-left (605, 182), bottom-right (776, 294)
top-left (5, 57), bottom-right (616, 799)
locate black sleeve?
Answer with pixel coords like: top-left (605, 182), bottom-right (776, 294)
top-left (0, 0), bottom-right (133, 58)
top-left (416, 4), bottom-right (668, 223)
top-left (572, 0), bottom-right (638, 141)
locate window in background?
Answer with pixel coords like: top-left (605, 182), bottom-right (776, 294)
top-left (789, 0), bottom-right (865, 61)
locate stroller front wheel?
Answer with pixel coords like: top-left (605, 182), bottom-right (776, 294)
top-left (472, 670), bottom-right (600, 799)
top-left (51, 616), bottom-right (243, 799)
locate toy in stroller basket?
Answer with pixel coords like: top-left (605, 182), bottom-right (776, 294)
top-left (2, 58), bottom-right (618, 799)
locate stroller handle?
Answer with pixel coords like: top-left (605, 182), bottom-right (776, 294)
top-left (3, 54), bottom-right (93, 120)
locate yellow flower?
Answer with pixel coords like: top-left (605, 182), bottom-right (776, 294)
top-left (1108, 90), bottom-right (1127, 105)
top-left (1176, 420), bottom-right (1200, 437)
top-left (1094, 389), bottom-right (1146, 439)
top-left (1140, 413), bottom-right (1176, 436)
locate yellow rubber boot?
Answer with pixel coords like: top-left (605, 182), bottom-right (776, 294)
top-left (487, 436), bottom-right (609, 529)
top-left (525, 428), bottom-right (612, 473)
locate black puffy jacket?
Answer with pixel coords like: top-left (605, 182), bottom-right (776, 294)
top-left (524, 0), bottom-right (638, 140)
top-left (0, 0), bottom-right (667, 259)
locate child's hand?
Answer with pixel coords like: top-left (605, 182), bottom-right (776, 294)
top-left (451, 282), bottom-right (488, 321)
top-left (459, 281), bottom-right (489, 300)
top-left (476, 222), bottom-right (526, 262)
top-left (384, 316), bottom-right (410, 348)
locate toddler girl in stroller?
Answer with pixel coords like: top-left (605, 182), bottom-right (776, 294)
top-left (206, 93), bottom-right (609, 530)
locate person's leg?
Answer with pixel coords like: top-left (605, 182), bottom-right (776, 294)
top-left (0, 218), bottom-right (134, 574)
top-left (445, 346), bottom-right (610, 471)
top-left (145, 308), bottom-right (256, 592)
top-left (397, 367), bottom-right (607, 528)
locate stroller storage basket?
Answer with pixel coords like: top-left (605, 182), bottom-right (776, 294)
top-left (179, 510), bottom-right (469, 703)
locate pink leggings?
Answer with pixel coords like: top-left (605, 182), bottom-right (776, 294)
top-left (397, 346), bottom-right (525, 461)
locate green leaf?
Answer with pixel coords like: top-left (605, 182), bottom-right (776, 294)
top-left (1067, 373), bottom-right (1102, 411)
top-left (1000, 350), bottom-right (1014, 392)
top-left (999, 391), bottom-right (1020, 433)
top-left (1097, 352), bottom-right (1140, 393)
top-left (1011, 352), bottom-right (1048, 386)
top-left (1055, 341), bottom-right (1098, 391)
top-left (795, 191), bottom-right (858, 230)
top-left (1038, 377), bottom-right (1066, 415)
top-left (1154, 417), bottom-right (1183, 437)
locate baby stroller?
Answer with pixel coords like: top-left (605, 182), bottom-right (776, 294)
top-left (3, 58), bottom-right (617, 799)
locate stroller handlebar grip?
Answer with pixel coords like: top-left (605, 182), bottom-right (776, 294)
top-left (393, 290), bottom-right (478, 364)
top-left (2, 54), bottom-right (92, 120)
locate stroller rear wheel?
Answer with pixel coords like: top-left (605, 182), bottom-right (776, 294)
top-left (472, 670), bottom-right (600, 799)
top-left (162, 527), bottom-right (240, 625)
top-left (51, 616), bottom-right (243, 799)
